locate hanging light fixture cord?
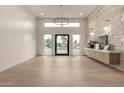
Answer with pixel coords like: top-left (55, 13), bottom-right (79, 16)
top-left (53, 5), bottom-right (69, 27)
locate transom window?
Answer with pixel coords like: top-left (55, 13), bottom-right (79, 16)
top-left (44, 22), bottom-right (80, 27)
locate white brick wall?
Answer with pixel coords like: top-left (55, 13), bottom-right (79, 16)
top-left (87, 5), bottom-right (124, 63)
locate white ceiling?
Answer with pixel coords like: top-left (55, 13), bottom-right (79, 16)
top-left (27, 5), bottom-right (97, 19)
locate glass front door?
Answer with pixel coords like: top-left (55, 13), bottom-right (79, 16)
top-left (55, 34), bottom-right (69, 56)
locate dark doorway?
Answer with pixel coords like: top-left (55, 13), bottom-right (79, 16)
top-left (55, 34), bottom-right (69, 56)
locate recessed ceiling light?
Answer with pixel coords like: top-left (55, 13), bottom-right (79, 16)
top-left (41, 12), bottom-right (44, 15)
top-left (80, 13), bottom-right (83, 16)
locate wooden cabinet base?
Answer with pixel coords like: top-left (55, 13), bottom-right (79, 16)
top-left (84, 48), bottom-right (120, 65)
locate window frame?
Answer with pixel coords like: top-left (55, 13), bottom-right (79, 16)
top-left (44, 22), bottom-right (80, 27)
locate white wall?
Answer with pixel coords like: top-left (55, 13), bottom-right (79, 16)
top-left (0, 6), bottom-right (37, 72)
top-left (37, 19), bottom-right (86, 56)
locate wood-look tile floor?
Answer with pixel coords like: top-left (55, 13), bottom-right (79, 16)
top-left (0, 56), bottom-right (124, 87)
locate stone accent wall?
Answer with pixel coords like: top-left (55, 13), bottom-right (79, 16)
top-left (87, 5), bottom-right (124, 63)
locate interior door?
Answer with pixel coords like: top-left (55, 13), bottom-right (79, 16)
top-left (55, 34), bottom-right (69, 56)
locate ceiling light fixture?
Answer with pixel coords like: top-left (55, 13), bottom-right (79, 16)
top-left (53, 5), bottom-right (69, 27)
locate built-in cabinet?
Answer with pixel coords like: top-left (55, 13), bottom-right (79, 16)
top-left (84, 48), bottom-right (120, 64)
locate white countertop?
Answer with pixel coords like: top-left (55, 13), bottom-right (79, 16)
top-left (84, 48), bottom-right (120, 53)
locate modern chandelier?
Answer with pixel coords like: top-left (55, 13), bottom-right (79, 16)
top-left (53, 5), bottom-right (69, 27)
